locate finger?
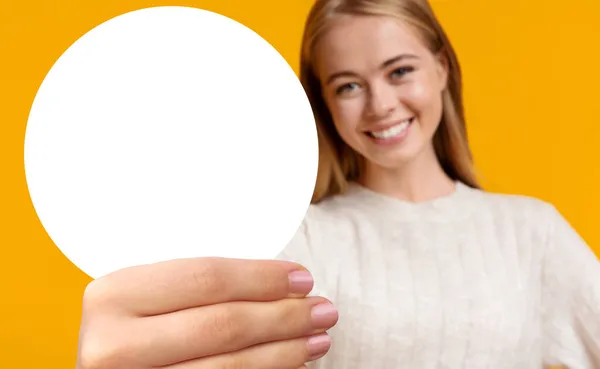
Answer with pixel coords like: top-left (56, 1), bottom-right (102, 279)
top-left (90, 257), bottom-right (313, 315)
top-left (133, 296), bottom-right (338, 367)
top-left (162, 333), bottom-right (332, 369)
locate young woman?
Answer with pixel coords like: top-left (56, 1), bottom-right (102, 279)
top-left (76, 1), bottom-right (600, 369)
top-left (277, 0), bottom-right (600, 368)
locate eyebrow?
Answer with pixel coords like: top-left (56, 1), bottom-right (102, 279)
top-left (325, 53), bottom-right (419, 85)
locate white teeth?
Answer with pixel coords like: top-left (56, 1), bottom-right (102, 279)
top-left (370, 119), bottom-right (411, 139)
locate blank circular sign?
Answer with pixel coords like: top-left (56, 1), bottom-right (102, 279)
top-left (24, 6), bottom-right (318, 279)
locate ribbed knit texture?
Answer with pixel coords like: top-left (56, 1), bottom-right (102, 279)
top-left (277, 182), bottom-right (600, 369)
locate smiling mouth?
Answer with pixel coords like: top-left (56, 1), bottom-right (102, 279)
top-left (367, 117), bottom-right (414, 139)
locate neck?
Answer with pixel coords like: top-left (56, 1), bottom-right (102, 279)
top-left (358, 145), bottom-right (456, 203)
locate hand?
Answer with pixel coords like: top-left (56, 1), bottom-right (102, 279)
top-left (76, 257), bottom-right (338, 369)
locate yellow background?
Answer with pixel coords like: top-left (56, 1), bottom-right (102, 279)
top-left (0, 0), bottom-right (598, 367)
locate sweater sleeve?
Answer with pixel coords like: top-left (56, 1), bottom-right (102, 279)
top-left (542, 204), bottom-right (600, 368)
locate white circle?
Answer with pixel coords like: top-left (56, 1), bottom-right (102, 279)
top-left (24, 6), bottom-right (318, 279)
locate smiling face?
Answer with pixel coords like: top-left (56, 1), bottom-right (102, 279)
top-left (314, 14), bottom-right (449, 172)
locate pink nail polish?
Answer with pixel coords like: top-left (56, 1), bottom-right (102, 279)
top-left (307, 333), bottom-right (331, 361)
top-left (288, 271), bottom-right (314, 294)
top-left (311, 302), bottom-right (338, 329)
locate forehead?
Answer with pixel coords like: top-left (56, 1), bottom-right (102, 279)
top-left (314, 14), bottom-right (428, 75)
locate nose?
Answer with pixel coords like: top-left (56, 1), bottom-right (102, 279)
top-left (366, 82), bottom-right (397, 119)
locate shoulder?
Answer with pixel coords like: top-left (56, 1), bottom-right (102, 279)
top-left (276, 189), bottom-right (370, 263)
top-left (464, 184), bottom-right (557, 224)
top-left (303, 191), bottom-right (363, 224)
top-left (397, 182), bottom-right (558, 254)
top-left (464, 185), bottom-right (578, 255)
top-left (296, 191), bottom-right (369, 243)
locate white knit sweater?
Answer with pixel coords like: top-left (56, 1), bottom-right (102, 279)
top-left (277, 181), bottom-right (600, 369)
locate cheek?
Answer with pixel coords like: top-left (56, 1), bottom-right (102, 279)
top-left (328, 98), bottom-right (365, 135)
top-left (403, 78), bottom-right (443, 127)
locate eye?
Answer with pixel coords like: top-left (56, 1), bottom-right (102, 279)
top-left (335, 82), bottom-right (360, 96)
top-left (390, 66), bottom-right (415, 79)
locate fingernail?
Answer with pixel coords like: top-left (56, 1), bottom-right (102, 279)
top-left (311, 302), bottom-right (338, 329)
top-left (288, 271), bottom-right (313, 294)
top-left (307, 333), bottom-right (331, 361)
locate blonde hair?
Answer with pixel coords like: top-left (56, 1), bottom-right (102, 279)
top-left (300, 0), bottom-right (481, 203)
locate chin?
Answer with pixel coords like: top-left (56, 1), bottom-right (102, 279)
top-left (362, 140), bottom-right (428, 170)
top-left (363, 150), bottom-right (422, 170)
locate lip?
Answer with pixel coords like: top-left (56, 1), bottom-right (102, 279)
top-left (364, 117), bottom-right (414, 145)
top-left (363, 117), bottom-right (414, 134)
